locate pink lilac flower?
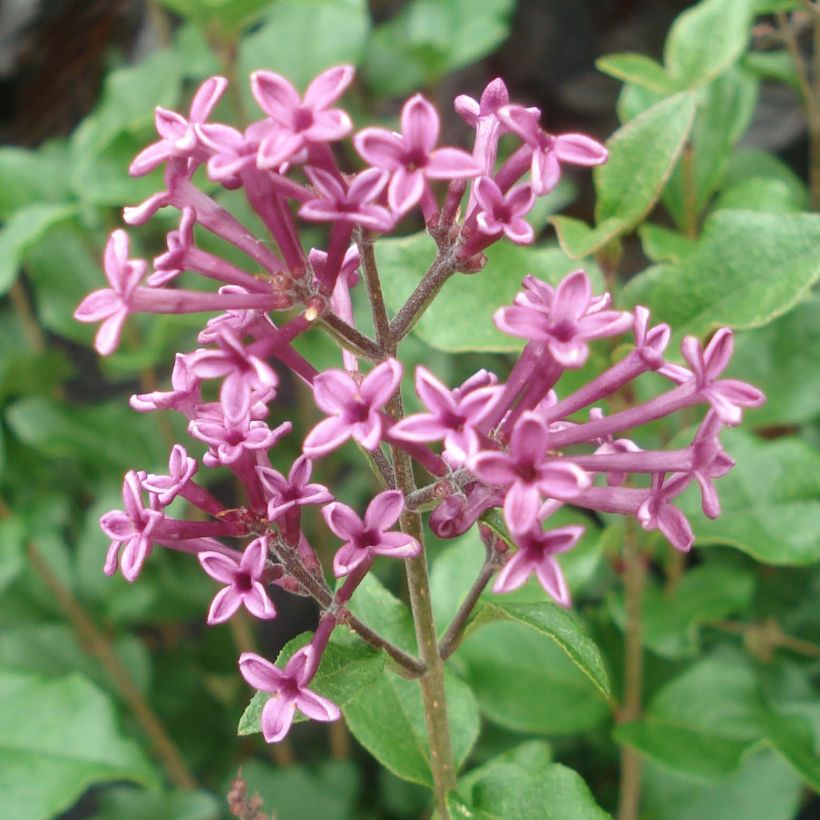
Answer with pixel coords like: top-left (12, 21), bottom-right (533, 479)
top-left (130, 354), bottom-right (201, 416)
top-left (190, 411), bottom-right (291, 466)
top-left (497, 104), bottom-right (608, 195)
top-left (675, 329), bottom-right (765, 426)
top-left (469, 412), bottom-right (590, 534)
top-left (300, 167), bottom-right (393, 232)
top-left (354, 93), bottom-right (482, 214)
top-left (303, 359), bottom-right (402, 457)
top-left (251, 65), bottom-right (354, 169)
top-left (186, 328), bottom-right (279, 425)
top-left (637, 474), bottom-right (694, 552)
top-left (390, 367), bottom-right (501, 464)
top-left (199, 536), bottom-right (276, 624)
top-left (239, 647), bottom-right (340, 743)
top-left (142, 444), bottom-right (198, 506)
top-left (493, 502), bottom-right (583, 607)
top-left (129, 76), bottom-right (227, 176)
top-left (74, 230), bottom-right (146, 355)
top-left (494, 270), bottom-right (632, 368)
top-left (689, 411), bottom-right (735, 518)
top-left (101, 470), bottom-right (163, 581)
top-left (472, 177), bottom-right (535, 244)
top-left (323, 490), bottom-right (420, 577)
top-left (257, 455), bottom-right (333, 521)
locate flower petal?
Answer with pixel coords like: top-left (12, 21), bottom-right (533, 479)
top-left (207, 586), bottom-right (243, 624)
top-left (364, 490), bottom-right (404, 530)
top-left (304, 64), bottom-right (355, 109)
top-left (261, 695), bottom-right (297, 743)
top-left (296, 688), bottom-right (341, 722)
top-left (199, 550), bottom-right (239, 584)
top-left (239, 652), bottom-right (286, 691)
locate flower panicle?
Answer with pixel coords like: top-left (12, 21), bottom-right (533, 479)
top-left (80, 67), bottom-right (762, 744)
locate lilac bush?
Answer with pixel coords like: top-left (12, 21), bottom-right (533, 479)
top-left (76, 64), bottom-right (764, 816)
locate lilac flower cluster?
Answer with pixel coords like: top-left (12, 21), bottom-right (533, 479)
top-left (76, 68), bottom-right (762, 744)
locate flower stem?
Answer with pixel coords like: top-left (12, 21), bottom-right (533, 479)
top-left (390, 421), bottom-right (456, 815)
top-left (617, 520), bottom-right (645, 820)
top-left (27, 543), bottom-right (198, 790)
top-left (439, 558), bottom-right (496, 660)
top-left (389, 245), bottom-right (461, 342)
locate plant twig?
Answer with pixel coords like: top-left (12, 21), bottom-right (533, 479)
top-left (355, 228), bottom-right (394, 352)
top-left (439, 559), bottom-right (497, 660)
top-left (27, 543), bottom-right (198, 790)
top-left (389, 247), bottom-right (461, 342)
top-left (389, 386), bottom-right (456, 817)
top-left (617, 520), bottom-right (645, 820)
top-left (271, 540), bottom-right (425, 677)
top-left (318, 311), bottom-right (383, 361)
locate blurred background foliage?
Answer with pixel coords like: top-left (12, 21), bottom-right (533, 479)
top-left (0, 0), bottom-right (819, 818)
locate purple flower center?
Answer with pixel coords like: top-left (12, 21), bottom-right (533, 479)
top-left (235, 571), bottom-right (254, 592)
top-left (550, 319), bottom-right (576, 342)
top-left (516, 461), bottom-right (538, 482)
top-left (404, 148), bottom-right (428, 172)
top-left (292, 106), bottom-right (314, 132)
top-left (354, 528), bottom-right (381, 550)
top-left (344, 398), bottom-right (371, 424)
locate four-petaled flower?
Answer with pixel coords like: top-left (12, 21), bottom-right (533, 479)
top-left (323, 490), bottom-right (420, 576)
top-left (472, 177), bottom-right (535, 244)
top-left (469, 412), bottom-right (590, 534)
top-left (676, 329), bottom-right (765, 426)
top-left (300, 167), bottom-right (393, 231)
top-left (142, 444), bottom-right (198, 506)
top-left (498, 104), bottom-right (608, 195)
top-left (493, 502), bottom-right (583, 607)
top-left (495, 270), bottom-right (632, 368)
top-left (304, 359), bottom-right (402, 457)
top-left (199, 537), bottom-right (277, 624)
top-left (391, 367), bottom-right (501, 464)
top-left (257, 455), bottom-right (334, 521)
top-left (100, 471), bottom-right (164, 581)
top-left (354, 93), bottom-right (482, 214)
top-left (74, 230), bottom-right (146, 355)
top-left (251, 65), bottom-right (354, 169)
top-left (130, 76), bottom-right (227, 176)
top-left (239, 648), bottom-right (340, 743)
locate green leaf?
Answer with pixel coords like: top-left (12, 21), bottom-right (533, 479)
top-left (93, 786), bottom-right (222, 820)
top-left (641, 749), bottom-right (802, 820)
top-left (71, 48), bottom-right (183, 160)
top-left (465, 600), bottom-right (611, 698)
top-left (720, 149), bottom-right (807, 206)
top-left (552, 93), bottom-right (696, 257)
top-left (661, 67), bottom-right (759, 228)
top-left (608, 561), bottom-right (755, 659)
top-left (664, 0), bottom-right (754, 87)
top-left (743, 50), bottom-right (801, 92)
top-left (596, 53), bottom-right (679, 94)
top-left (0, 142), bottom-right (72, 219)
top-left (363, 0), bottom-right (515, 96)
top-left (595, 92), bottom-right (698, 225)
top-left (378, 233), bottom-right (604, 352)
top-left (0, 670), bottom-right (157, 820)
top-left (0, 624), bottom-right (151, 696)
top-left (449, 741), bottom-right (610, 820)
top-left (238, 628), bottom-right (385, 735)
top-left (638, 224), bottom-right (696, 263)
top-left (346, 572), bottom-right (417, 651)
top-left (155, 0), bottom-right (272, 29)
top-left (238, 0), bottom-right (370, 95)
top-left (5, 396), bottom-right (167, 478)
top-left (678, 430), bottom-right (820, 565)
top-left (233, 759), bottom-right (360, 820)
top-left (623, 210), bottom-right (820, 338)
top-left (457, 620), bottom-right (610, 735)
top-left (0, 204), bottom-right (76, 295)
top-left (344, 667), bottom-right (480, 785)
top-left (0, 517), bottom-right (24, 596)
top-left (726, 298), bottom-right (820, 426)
top-left (615, 650), bottom-right (820, 789)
